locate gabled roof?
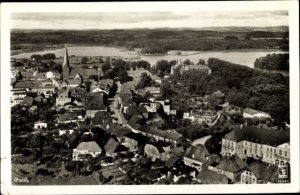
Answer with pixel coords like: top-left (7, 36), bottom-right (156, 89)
top-left (58, 112), bottom-right (79, 122)
top-left (22, 97), bottom-right (34, 106)
top-left (243, 108), bottom-right (269, 116)
top-left (76, 141), bottom-right (102, 153)
top-left (184, 145), bottom-right (209, 162)
top-left (70, 68), bottom-right (98, 78)
top-left (66, 78), bottom-right (82, 86)
top-left (247, 162), bottom-right (278, 182)
top-left (104, 138), bottom-right (119, 155)
top-left (216, 154), bottom-right (247, 173)
top-left (107, 123), bottom-right (131, 137)
top-left (224, 125), bottom-right (290, 146)
top-left (197, 168), bottom-right (230, 184)
top-left (164, 156), bottom-right (179, 168)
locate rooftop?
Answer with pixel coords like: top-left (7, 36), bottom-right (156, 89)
top-left (76, 141), bottom-right (102, 153)
top-left (215, 154), bottom-right (247, 173)
top-left (224, 125), bottom-right (290, 146)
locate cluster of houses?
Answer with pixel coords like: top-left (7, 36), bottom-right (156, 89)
top-left (11, 47), bottom-right (290, 184)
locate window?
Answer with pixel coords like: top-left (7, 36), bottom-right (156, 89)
top-left (284, 151), bottom-right (288, 157)
top-left (279, 150), bottom-right (282, 155)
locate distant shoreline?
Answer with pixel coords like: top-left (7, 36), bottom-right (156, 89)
top-left (11, 45), bottom-right (289, 59)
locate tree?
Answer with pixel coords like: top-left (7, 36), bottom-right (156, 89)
top-left (183, 59), bottom-right (191, 65)
top-left (13, 61), bottom-right (24, 67)
top-left (161, 80), bottom-right (174, 97)
top-left (81, 57), bottom-right (89, 64)
top-left (198, 59), bottom-right (205, 65)
top-left (119, 70), bottom-right (129, 84)
top-left (31, 54), bottom-right (42, 61)
top-left (153, 60), bottom-right (172, 78)
top-left (101, 63), bottom-right (111, 73)
top-left (42, 53), bottom-right (56, 60)
top-left (136, 72), bottom-right (155, 89)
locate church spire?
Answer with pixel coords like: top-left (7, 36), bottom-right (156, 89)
top-left (62, 45), bottom-right (70, 80)
top-left (63, 46), bottom-right (70, 69)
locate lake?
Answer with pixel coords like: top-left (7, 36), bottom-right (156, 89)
top-left (12, 46), bottom-right (288, 75)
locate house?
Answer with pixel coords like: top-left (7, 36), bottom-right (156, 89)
top-left (11, 88), bottom-right (27, 106)
top-left (119, 132), bottom-right (148, 152)
top-left (127, 68), bottom-right (161, 84)
top-left (196, 168), bottom-right (231, 184)
top-left (34, 121), bottom-right (47, 129)
top-left (31, 86), bottom-right (56, 98)
top-left (72, 141), bottom-right (102, 161)
top-left (66, 78), bottom-right (82, 88)
top-left (22, 97), bottom-right (34, 106)
top-left (183, 145), bottom-right (210, 171)
top-left (104, 138), bottom-right (119, 157)
top-left (14, 80), bottom-right (42, 89)
top-left (127, 122), bottom-right (182, 145)
top-left (180, 64), bottom-right (211, 75)
top-left (144, 143), bottom-right (171, 162)
top-left (221, 125), bottom-right (290, 166)
top-left (243, 108), bottom-right (271, 119)
top-left (58, 111), bottom-right (82, 124)
top-left (56, 88), bottom-right (71, 107)
top-left (69, 68), bottom-right (98, 80)
top-left (141, 98), bottom-right (176, 116)
top-left (183, 109), bottom-right (218, 125)
top-left (209, 154), bottom-right (247, 183)
top-left (240, 162), bottom-right (278, 184)
top-left (86, 93), bottom-right (107, 118)
top-left (58, 127), bottom-right (74, 136)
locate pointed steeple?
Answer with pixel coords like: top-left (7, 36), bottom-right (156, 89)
top-left (62, 45), bottom-right (70, 80)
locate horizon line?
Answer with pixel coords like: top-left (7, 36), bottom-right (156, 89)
top-left (11, 25), bottom-right (289, 31)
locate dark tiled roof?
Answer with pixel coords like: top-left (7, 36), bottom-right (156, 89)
top-left (58, 112), bottom-right (79, 122)
top-left (224, 125), bottom-right (289, 146)
top-left (197, 168), bottom-right (230, 184)
top-left (107, 123), bottom-right (131, 137)
top-left (164, 156), bottom-right (179, 168)
top-left (184, 145), bottom-right (209, 162)
top-left (70, 68), bottom-right (98, 78)
top-left (247, 162), bottom-right (278, 182)
top-left (216, 154), bottom-right (247, 173)
top-left (104, 138), bottom-right (119, 155)
top-left (22, 97), bottom-right (34, 106)
top-left (15, 80), bottom-right (42, 88)
top-left (124, 132), bottom-right (148, 145)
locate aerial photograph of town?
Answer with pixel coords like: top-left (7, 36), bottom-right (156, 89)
top-left (7, 3), bottom-right (293, 187)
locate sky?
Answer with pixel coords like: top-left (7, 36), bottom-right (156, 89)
top-left (11, 11), bottom-right (288, 30)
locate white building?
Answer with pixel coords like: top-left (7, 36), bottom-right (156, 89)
top-left (72, 141), bottom-right (102, 161)
top-left (34, 122), bottom-right (47, 129)
top-left (221, 125), bottom-right (290, 166)
top-left (243, 108), bottom-right (271, 119)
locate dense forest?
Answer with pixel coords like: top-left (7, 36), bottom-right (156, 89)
top-left (164, 58), bottom-right (289, 123)
top-left (11, 28), bottom-right (289, 54)
top-left (254, 53), bottom-right (289, 70)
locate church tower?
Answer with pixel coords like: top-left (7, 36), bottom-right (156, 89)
top-left (62, 46), bottom-right (71, 80)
